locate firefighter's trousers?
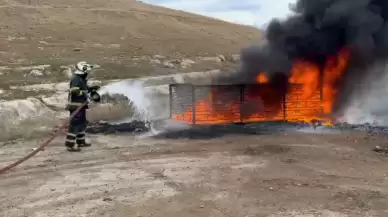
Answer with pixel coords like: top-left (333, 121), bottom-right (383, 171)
top-left (65, 107), bottom-right (87, 148)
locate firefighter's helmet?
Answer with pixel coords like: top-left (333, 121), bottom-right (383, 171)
top-left (74, 61), bottom-right (92, 75)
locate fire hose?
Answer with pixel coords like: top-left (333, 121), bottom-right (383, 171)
top-left (0, 102), bottom-right (88, 175)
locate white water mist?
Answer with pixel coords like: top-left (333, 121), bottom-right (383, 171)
top-left (98, 80), bottom-right (152, 122)
top-left (97, 80), bottom-right (172, 136)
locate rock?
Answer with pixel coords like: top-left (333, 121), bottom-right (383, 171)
top-left (39, 41), bottom-right (49, 45)
top-left (217, 54), bottom-right (226, 62)
top-left (166, 59), bottom-right (180, 64)
top-left (108, 44), bottom-right (120, 48)
top-left (129, 56), bottom-right (150, 61)
top-left (25, 69), bottom-right (43, 77)
top-left (11, 82), bottom-right (69, 92)
top-left (162, 61), bottom-right (175, 68)
top-left (153, 55), bottom-right (166, 59)
top-left (373, 145), bottom-right (388, 153)
top-left (10, 83), bottom-right (54, 91)
top-left (92, 43), bottom-right (104, 48)
top-left (150, 59), bottom-right (161, 64)
top-left (197, 56), bottom-right (222, 63)
top-left (140, 56), bottom-right (149, 61)
top-left (197, 55), bottom-right (227, 62)
top-left (0, 66), bottom-right (10, 71)
top-left (180, 59), bottom-right (196, 68)
top-left (54, 83), bottom-right (71, 92)
top-left (60, 66), bottom-right (73, 78)
top-left (102, 197), bottom-right (113, 202)
top-left (207, 69), bottom-right (222, 74)
top-left (226, 54), bottom-right (240, 62)
top-left (40, 93), bottom-right (67, 109)
top-left (7, 36), bottom-right (27, 41)
top-left (14, 64), bottom-right (51, 72)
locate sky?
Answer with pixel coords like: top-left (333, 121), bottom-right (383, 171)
top-left (141, 0), bottom-right (297, 28)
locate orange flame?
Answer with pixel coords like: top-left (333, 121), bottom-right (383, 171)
top-left (322, 49), bottom-right (350, 114)
top-left (288, 60), bottom-right (320, 100)
top-left (173, 48), bottom-right (350, 125)
top-left (256, 73), bottom-right (269, 83)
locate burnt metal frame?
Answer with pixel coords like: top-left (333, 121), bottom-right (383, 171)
top-left (169, 83), bottom-right (322, 125)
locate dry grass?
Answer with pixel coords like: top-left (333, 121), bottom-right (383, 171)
top-left (0, 0), bottom-right (261, 67)
top-left (0, 113), bottom-right (60, 142)
top-left (0, 0), bottom-right (260, 87)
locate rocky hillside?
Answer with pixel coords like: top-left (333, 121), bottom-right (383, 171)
top-left (0, 0), bottom-right (261, 140)
top-left (0, 0), bottom-right (261, 66)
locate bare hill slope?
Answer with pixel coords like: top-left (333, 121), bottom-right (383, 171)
top-left (0, 0), bottom-right (261, 65)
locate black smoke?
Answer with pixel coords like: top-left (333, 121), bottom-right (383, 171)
top-left (239, 0), bottom-right (388, 115)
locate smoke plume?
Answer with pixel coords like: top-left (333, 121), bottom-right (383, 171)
top-left (239, 0), bottom-right (388, 116)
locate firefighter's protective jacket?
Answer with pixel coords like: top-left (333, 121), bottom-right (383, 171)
top-left (67, 75), bottom-right (88, 110)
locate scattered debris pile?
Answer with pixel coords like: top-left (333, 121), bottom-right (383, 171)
top-left (86, 120), bottom-right (150, 134)
top-left (333, 122), bottom-right (388, 133)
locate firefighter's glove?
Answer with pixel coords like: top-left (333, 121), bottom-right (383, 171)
top-left (89, 91), bottom-right (101, 103)
top-left (87, 85), bottom-right (101, 103)
top-left (88, 85), bottom-right (101, 93)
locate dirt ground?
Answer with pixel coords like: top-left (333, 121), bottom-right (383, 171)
top-left (1, 124), bottom-right (388, 217)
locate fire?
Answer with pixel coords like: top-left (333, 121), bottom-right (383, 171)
top-left (256, 73), bottom-right (269, 83)
top-left (288, 60), bottom-right (320, 100)
top-left (172, 48), bottom-right (350, 125)
top-left (255, 48), bottom-right (350, 124)
top-left (322, 49), bottom-right (350, 114)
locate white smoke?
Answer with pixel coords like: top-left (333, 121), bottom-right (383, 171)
top-left (342, 62), bottom-right (388, 125)
top-left (98, 80), bottom-right (152, 122)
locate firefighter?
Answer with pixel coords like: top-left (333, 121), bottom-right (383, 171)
top-left (65, 61), bottom-right (99, 152)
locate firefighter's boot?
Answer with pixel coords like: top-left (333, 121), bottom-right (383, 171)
top-left (65, 132), bottom-right (81, 152)
top-left (76, 132), bottom-right (91, 147)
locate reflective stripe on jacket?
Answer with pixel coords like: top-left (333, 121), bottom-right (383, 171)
top-left (67, 75), bottom-right (88, 109)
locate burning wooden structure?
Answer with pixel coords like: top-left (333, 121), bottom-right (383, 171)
top-left (169, 83), bottom-right (323, 125)
top-left (169, 48), bottom-right (350, 125)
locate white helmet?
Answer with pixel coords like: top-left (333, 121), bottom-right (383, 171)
top-left (74, 61), bottom-right (92, 75)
